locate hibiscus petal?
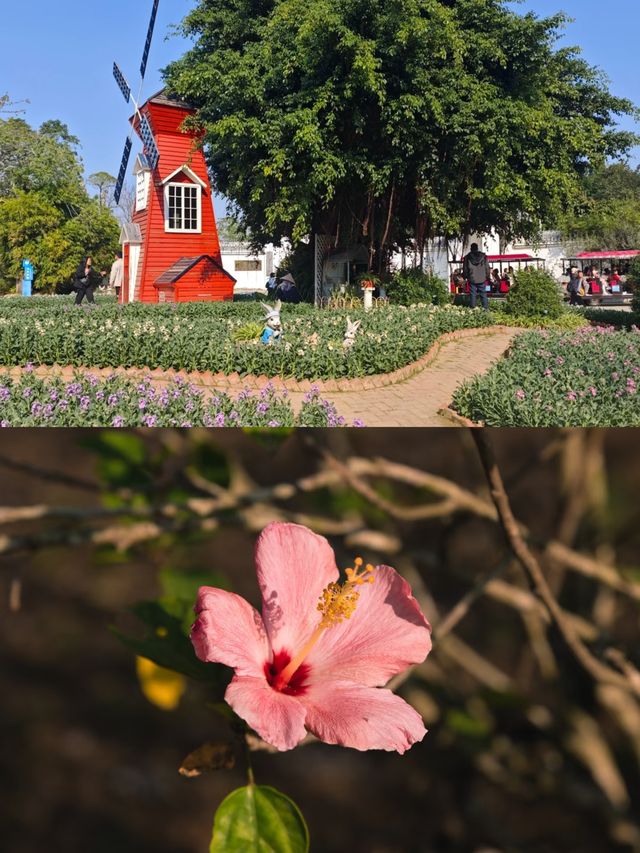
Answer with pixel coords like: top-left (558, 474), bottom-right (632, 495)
top-left (255, 522), bottom-right (339, 654)
top-left (225, 676), bottom-right (308, 751)
top-left (306, 565), bottom-right (431, 686)
top-left (191, 587), bottom-right (270, 678)
top-left (302, 678), bottom-right (427, 753)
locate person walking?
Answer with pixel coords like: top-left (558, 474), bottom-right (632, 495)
top-left (463, 243), bottom-right (491, 309)
top-left (109, 251), bottom-right (124, 300)
top-left (73, 256), bottom-right (101, 306)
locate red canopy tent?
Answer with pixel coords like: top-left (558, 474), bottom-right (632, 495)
top-left (566, 250), bottom-right (640, 277)
top-left (449, 252), bottom-right (546, 272)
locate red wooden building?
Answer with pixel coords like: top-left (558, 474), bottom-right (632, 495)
top-left (120, 90), bottom-right (235, 303)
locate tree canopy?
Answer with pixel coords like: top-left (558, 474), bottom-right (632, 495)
top-left (165, 0), bottom-right (638, 267)
top-left (0, 114), bottom-right (119, 293)
top-left (558, 162), bottom-right (640, 250)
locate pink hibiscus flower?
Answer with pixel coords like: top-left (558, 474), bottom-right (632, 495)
top-left (191, 522), bottom-right (432, 753)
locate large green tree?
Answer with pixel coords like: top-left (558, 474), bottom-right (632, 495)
top-left (558, 162), bottom-right (640, 250)
top-left (0, 116), bottom-right (120, 293)
top-left (165, 0), bottom-right (638, 268)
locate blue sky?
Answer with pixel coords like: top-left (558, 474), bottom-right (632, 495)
top-left (1, 0), bottom-right (638, 219)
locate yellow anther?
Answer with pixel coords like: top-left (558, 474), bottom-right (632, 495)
top-left (366, 564), bottom-right (374, 573)
top-left (354, 557), bottom-right (364, 567)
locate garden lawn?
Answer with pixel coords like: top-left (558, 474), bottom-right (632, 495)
top-left (0, 368), bottom-right (363, 428)
top-left (451, 325), bottom-right (640, 426)
top-left (0, 298), bottom-right (494, 380)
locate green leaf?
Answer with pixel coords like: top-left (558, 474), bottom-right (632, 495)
top-left (112, 600), bottom-right (228, 686)
top-left (211, 785), bottom-right (309, 853)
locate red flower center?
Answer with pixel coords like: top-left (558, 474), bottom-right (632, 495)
top-left (264, 650), bottom-right (310, 696)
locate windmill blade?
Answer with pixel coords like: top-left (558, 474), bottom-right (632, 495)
top-left (114, 137), bottom-right (133, 204)
top-left (138, 113), bottom-right (160, 170)
top-left (140, 0), bottom-right (160, 80)
top-left (113, 62), bottom-right (132, 104)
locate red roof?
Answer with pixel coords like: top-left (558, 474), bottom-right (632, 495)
top-left (486, 253), bottom-right (541, 262)
top-left (572, 251), bottom-right (640, 259)
top-left (450, 252), bottom-right (541, 264)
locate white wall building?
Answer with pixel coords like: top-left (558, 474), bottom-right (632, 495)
top-left (220, 241), bottom-right (289, 295)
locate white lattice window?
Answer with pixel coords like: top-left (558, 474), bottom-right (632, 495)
top-left (136, 171), bottom-right (150, 212)
top-left (164, 183), bottom-right (201, 233)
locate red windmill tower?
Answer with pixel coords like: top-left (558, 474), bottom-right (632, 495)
top-left (113, 1), bottom-right (235, 303)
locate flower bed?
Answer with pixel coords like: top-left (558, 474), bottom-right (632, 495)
top-left (0, 368), bottom-right (364, 427)
top-left (0, 298), bottom-right (494, 380)
top-left (451, 326), bottom-right (640, 426)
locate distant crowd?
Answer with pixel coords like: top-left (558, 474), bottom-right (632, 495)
top-left (566, 266), bottom-right (625, 305)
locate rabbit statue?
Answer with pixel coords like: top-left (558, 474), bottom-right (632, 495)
top-left (343, 316), bottom-right (361, 350)
top-left (260, 300), bottom-right (283, 344)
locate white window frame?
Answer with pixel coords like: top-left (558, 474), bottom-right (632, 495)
top-left (136, 170), bottom-right (151, 212)
top-left (164, 182), bottom-right (202, 233)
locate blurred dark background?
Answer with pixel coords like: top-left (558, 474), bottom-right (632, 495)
top-left (1, 429), bottom-right (639, 853)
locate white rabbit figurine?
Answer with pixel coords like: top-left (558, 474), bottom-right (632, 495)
top-left (260, 300), bottom-right (283, 344)
top-left (343, 317), bottom-right (361, 350)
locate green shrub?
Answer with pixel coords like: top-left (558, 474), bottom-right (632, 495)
top-left (387, 268), bottom-right (449, 306)
top-left (505, 268), bottom-right (563, 319)
top-left (491, 308), bottom-right (588, 331)
top-left (232, 322), bottom-right (263, 342)
top-left (0, 299), bottom-right (495, 380)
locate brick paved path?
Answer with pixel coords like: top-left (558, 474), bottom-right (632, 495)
top-left (287, 327), bottom-right (520, 427)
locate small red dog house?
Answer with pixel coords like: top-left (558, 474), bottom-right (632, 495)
top-left (120, 90), bottom-right (235, 303)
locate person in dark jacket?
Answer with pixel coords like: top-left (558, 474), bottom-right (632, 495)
top-left (73, 256), bottom-right (101, 305)
top-left (463, 243), bottom-right (491, 309)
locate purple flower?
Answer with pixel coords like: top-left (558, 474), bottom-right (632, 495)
top-left (31, 402), bottom-right (43, 417)
top-left (267, 420), bottom-right (281, 427)
top-left (23, 387), bottom-right (33, 399)
top-left (66, 383), bottom-right (82, 397)
top-left (49, 390), bottom-right (59, 401)
top-left (515, 389), bottom-right (526, 401)
top-left (58, 399), bottom-right (69, 411)
top-left (566, 392), bottom-right (577, 401)
top-left (142, 415), bottom-right (157, 427)
top-left (0, 386), bottom-right (10, 402)
top-left (95, 391), bottom-right (105, 401)
top-left (0, 420), bottom-right (10, 427)
top-left (214, 412), bottom-right (226, 427)
top-left (352, 419), bottom-right (366, 428)
top-left (257, 402), bottom-right (269, 414)
top-left (80, 396), bottom-right (91, 411)
top-left (23, 363), bottom-right (35, 373)
top-left (138, 398), bottom-right (147, 410)
top-left (108, 394), bottom-right (119, 407)
top-left (88, 375), bottom-right (99, 387)
top-left (112, 416), bottom-right (125, 427)
top-left (43, 404), bottom-right (54, 418)
top-left (588, 387), bottom-right (597, 397)
top-left (543, 368), bottom-right (552, 377)
top-left (180, 421), bottom-right (193, 428)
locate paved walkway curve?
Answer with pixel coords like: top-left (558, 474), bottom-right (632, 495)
top-left (287, 327), bottom-right (521, 427)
